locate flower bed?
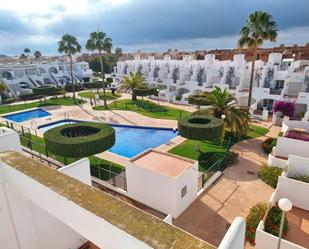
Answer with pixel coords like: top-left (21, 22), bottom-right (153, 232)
top-left (285, 131), bottom-right (309, 141)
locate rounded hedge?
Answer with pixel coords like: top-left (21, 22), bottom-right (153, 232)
top-left (178, 115), bottom-right (224, 140)
top-left (32, 85), bottom-right (57, 96)
top-left (64, 83), bottom-right (82, 92)
top-left (188, 94), bottom-right (209, 106)
top-left (44, 122), bottom-right (115, 158)
top-left (133, 87), bottom-right (156, 97)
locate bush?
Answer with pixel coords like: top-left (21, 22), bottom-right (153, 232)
top-left (133, 87), bottom-right (156, 97)
top-left (246, 202), bottom-right (288, 245)
top-left (65, 83), bottom-right (82, 92)
top-left (225, 151), bottom-right (239, 167)
top-left (32, 85), bottom-right (57, 96)
top-left (106, 77), bottom-right (113, 83)
top-left (44, 122), bottom-right (115, 158)
top-left (188, 94), bottom-right (209, 106)
top-left (290, 175), bottom-right (309, 183)
top-left (175, 95), bottom-right (182, 101)
top-left (258, 165), bottom-right (282, 188)
top-left (262, 137), bottom-right (277, 154)
top-left (273, 100), bottom-right (295, 117)
top-left (19, 93), bottom-right (42, 101)
top-left (83, 81), bottom-right (108, 89)
top-left (2, 97), bottom-right (17, 104)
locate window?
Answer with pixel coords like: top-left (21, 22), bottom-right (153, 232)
top-left (181, 186), bottom-right (187, 198)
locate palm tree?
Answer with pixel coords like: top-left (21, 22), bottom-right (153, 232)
top-left (86, 31), bottom-right (112, 107)
top-left (120, 72), bottom-right (147, 101)
top-left (20, 53), bottom-right (27, 60)
top-left (24, 48), bottom-right (31, 57)
top-left (34, 50), bottom-right (42, 60)
top-left (238, 11), bottom-right (277, 108)
top-left (194, 86), bottom-right (250, 137)
top-left (58, 34), bottom-right (81, 100)
top-left (115, 47), bottom-right (123, 58)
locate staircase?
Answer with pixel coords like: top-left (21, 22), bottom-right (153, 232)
top-left (263, 68), bottom-right (274, 88)
top-left (226, 67), bottom-right (234, 87)
top-left (305, 71), bottom-right (309, 92)
top-left (255, 69), bottom-right (262, 86)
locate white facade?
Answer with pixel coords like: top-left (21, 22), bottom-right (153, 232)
top-left (0, 127), bottom-right (21, 153)
top-left (0, 61), bottom-right (93, 97)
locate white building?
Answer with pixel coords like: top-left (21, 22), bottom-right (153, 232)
top-left (0, 61), bottom-right (93, 97)
top-left (113, 53), bottom-right (309, 120)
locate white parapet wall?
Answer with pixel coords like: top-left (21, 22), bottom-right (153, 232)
top-left (273, 137), bottom-right (309, 159)
top-left (255, 221), bottom-right (306, 249)
top-left (282, 120), bottom-right (309, 133)
top-left (0, 127), bottom-right (21, 153)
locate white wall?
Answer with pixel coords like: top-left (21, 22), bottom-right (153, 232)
top-left (255, 221), bottom-right (305, 249)
top-left (0, 127), bottom-right (21, 153)
top-left (287, 155), bottom-right (309, 177)
top-left (274, 137), bottom-right (309, 159)
top-left (0, 160), bottom-right (152, 249)
top-left (126, 161), bottom-right (198, 218)
top-left (58, 158), bottom-right (92, 186)
top-left (282, 120), bottom-right (309, 133)
top-left (218, 217), bottom-right (246, 249)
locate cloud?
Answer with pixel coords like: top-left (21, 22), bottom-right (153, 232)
top-left (0, 0), bottom-right (308, 54)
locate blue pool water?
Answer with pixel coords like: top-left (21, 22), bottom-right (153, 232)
top-left (38, 121), bottom-right (177, 158)
top-left (3, 109), bottom-right (51, 123)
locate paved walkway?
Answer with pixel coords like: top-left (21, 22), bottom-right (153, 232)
top-left (173, 126), bottom-right (280, 247)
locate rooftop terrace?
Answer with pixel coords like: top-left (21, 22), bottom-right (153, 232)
top-left (0, 150), bottom-right (214, 249)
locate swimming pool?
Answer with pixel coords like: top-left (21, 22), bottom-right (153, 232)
top-left (38, 120), bottom-right (178, 158)
top-left (3, 109), bottom-right (51, 123)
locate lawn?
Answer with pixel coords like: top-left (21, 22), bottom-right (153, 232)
top-left (93, 99), bottom-right (191, 120)
top-left (79, 91), bottom-right (121, 100)
top-left (0, 97), bottom-right (86, 115)
top-left (20, 133), bottom-right (124, 180)
top-left (169, 124), bottom-right (269, 171)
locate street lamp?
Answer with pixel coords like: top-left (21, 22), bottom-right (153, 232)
top-left (277, 198), bottom-right (293, 249)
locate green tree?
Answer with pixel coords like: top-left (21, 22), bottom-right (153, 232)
top-left (238, 11), bottom-right (277, 107)
top-left (58, 34), bottom-right (82, 100)
top-left (86, 31), bottom-right (113, 107)
top-left (23, 48), bottom-right (31, 57)
top-left (115, 47), bottom-right (123, 58)
top-left (120, 72), bottom-right (147, 101)
top-left (20, 53), bottom-right (27, 60)
top-left (34, 50), bottom-right (42, 60)
top-left (194, 86), bottom-right (250, 137)
top-left (0, 81), bottom-right (6, 103)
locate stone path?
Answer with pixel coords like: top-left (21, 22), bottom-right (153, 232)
top-left (173, 126), bottom-right (280, 247)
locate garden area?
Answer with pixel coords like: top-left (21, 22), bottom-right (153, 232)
top-left (19, 132), bottom-right (123, 180)
top-left (78, 91), bottom-right (121, 100)
top-left (93, 99), bottom-right (191, 120)
top-left (0, 96), bottom-right (86, 115)
top-left (170, 124), bottom-right (269, 171)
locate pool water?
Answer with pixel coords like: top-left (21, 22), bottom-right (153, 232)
top-left (38, 121), bottom-right (177, 158)
top-left (3, 109), bottom-right (51, 123)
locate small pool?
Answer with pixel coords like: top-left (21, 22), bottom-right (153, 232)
top-left (3, 109), bottom-right (51, 123)
top-left (38, 120), bottom-right (177, 158)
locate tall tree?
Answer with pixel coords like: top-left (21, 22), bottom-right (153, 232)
top-left (23, 48), bottom-right (31, 57)
top-left (34, 50), bottom-right (42, 60)
top-left (238, 11), bottom-right (277, 107)
top-left (86, 31), bottom-right (113, 107)
top-left (0, 81), bottom-right (6, 103)
top-left (194, 86), bottom-right (250, 138)
top-left (120, 72), bottom-right (147, 101)
top-left (19, 53), bottom-right (27, 60)
top-left (58, 34), bottom-right (81, 100)
top-left (115, 47), bottom-right (123, 58)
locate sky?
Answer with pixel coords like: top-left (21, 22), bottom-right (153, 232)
top-left (0, 0), bottom-right (309, 55)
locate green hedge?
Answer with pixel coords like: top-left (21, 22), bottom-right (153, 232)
top-left (32, 85), bottom-right (57, 96)
top-left (188, 94), bottom-right (209, 106)
top-left (19, 93), bottom-right (43, 101)
top-left (65, 83), bottom-right (82, 92)
top-left (44, 122), bottom-right (115, 157)
top-left (178, 115), bottom-right (224, 140)
top-left (83, 81), bottom-right (108, 89)
top-left (133, 87), bottom-right (156, 97)
top-left (106, 77), bottom-right (113, 83)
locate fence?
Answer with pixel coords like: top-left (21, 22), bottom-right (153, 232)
top-left (198, 137), bottom-right (233, 191)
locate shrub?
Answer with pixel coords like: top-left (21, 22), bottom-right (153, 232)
top-left (133, 87), bottom-right (156, 97)
top-left (175, 95), bottom-right (182, 101)
top-left (2, 97), bottom-right (17, 104)
top-left (83, 81), bottom-right (108, 89)
top-left (106, 77), bottom-right (113, 83)
top-left (65, 83), bottom-right (82, 92)
top-left (44, 122), bottom-right (115, 158)
top-left (246, 202), bottom-right (288, 245)
top-left (188, 94), bottom-right (209, 106)
top-left (32, 84), bottom-right (57, 96)
top-left (290, 175), bottom-right (309, 183)
top-left (19, 93), bottom-right (42, 101)
top-left (258, 165), bottom-right (282, 188)
top-left (273, 100), bottom-right (295, 117)
top-left (262, 137), bottom-right (277, 154)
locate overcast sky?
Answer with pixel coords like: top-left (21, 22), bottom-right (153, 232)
top-left (1, 0), bottom-right (309, 55)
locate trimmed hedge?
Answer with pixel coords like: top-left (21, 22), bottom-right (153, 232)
top-left (44, 122), bottom-right (115, 157)
top-left (65, 83), bottom-right (82, 92)
top-left (19, 93), bottom-right (43, 101)
top-left (133, 87), bottom-right (156, 97)
top-left (188, 94), bottom-right (209, 106)
top-left (178, 115), bottom-right (223, 140)
top-left (106, 77), bottom-right (113, 83)
top-left (83, 81), bottom-right (108, 89)
top-left (32, 85), bottom-right (57, 96)
top-left (246, 202), bottom-right (288, 245)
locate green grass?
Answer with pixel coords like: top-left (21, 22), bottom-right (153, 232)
top-left (78, 91), bottom-right (121, 100)
top-left (169, 124), bottom-right (269, 171)
top-left (94, 99), bottom-right (191, 120)
top-left (20, 133), bottom-right (124, 180)
top-left (0, 97), bottom-right (86, 115)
